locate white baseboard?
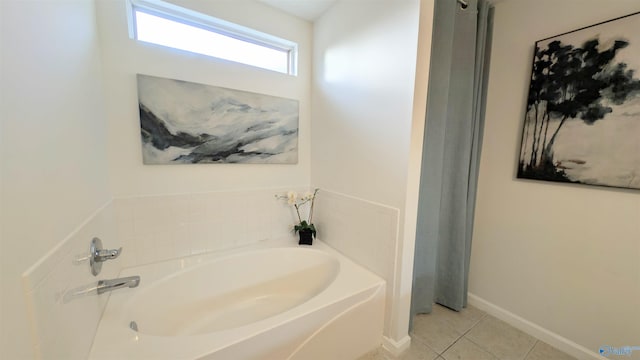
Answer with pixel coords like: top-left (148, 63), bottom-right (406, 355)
top-left (382, 335), bottom-right (411, 357)
top-left (467, 293), bottom-right (607, 360)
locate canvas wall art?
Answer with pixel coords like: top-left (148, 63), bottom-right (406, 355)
top-left (137, 74), bottom-right (299, 164)
top-left (517, 12), bottom-right (640, 190)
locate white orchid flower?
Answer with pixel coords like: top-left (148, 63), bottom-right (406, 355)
top-left (287, 191), bottom-right (298, 205)
top-left (275, 189), bottom-right (319, 235)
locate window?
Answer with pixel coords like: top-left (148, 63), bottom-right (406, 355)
top-left (128, 0), bottom-right (298, 75)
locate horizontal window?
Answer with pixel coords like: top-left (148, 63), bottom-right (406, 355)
top-left (129, 0), bottom-right (297, 75)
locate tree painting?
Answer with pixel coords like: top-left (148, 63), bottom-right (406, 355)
top-left (518, 12), bottom-right (640, 190)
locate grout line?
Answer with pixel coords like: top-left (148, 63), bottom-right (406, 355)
top-left (444, 309), bottom-right (489, 355)
top-left (409, 331), bottom-right (442, 357)
top-left (522, 340), bottom-right (539, 360)
top-left (436, 310), bottom-right (488, 356)
top-left (462, 311), bottom-right (487, 336)
top-left (440, 337), bottom-right (461, 356)
top-left (464, 335), bottom-right (502, 359)
top-left (460, 313), bottom-right (505, 360)
top-left (462, 314), bottom-right (545, 360)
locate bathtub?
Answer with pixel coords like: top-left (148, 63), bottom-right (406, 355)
top-left (89, 239), bottom-right (385, 360)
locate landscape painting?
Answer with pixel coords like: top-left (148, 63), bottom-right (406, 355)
top-left (517, 12), bottom-right (640, 190)
top-left (137, 74), bottom-right (299, 164)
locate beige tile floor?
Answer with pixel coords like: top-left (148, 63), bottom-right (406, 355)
top-left (359, 304), bottom-right (576, 360)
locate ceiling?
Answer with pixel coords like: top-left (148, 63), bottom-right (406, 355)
top-left (259, 0), bottom-right (338, 21)
top-left (260, 0), bottom-right (510, 21)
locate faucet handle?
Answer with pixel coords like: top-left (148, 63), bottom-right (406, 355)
top-left (90, 238), bottom-right (122, 276)
top-left (95, 247), bottom-right (122, 262)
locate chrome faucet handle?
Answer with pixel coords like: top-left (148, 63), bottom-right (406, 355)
top-left (95, 247), bottom-right (122, 262)
top-left (90, 237), bottom-right (122, 276)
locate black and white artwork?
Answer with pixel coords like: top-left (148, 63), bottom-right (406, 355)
top-left (517, 12), bottom-right (640, 190)
top-left (137, 74), bottom-right (299, 164)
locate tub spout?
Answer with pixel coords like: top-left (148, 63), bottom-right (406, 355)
top-left (97, 276), bottom-right (140, 295)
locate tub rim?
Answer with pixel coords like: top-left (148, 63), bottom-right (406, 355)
top-left (89, 238), bottom-right (385, 360)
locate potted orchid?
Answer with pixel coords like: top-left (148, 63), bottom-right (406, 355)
top-left (276, 188), bottom-right (319, 245)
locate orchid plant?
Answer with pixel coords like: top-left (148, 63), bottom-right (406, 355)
top-left (276, 188), bottom-right (319, 238)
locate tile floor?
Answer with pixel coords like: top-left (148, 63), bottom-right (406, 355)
top-left (359, 304), bottom-right (577, 360)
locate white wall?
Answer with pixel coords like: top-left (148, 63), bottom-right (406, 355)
top-left (0, 0), bottom-right (111, 358)
top-left (470, 0), bottom-right (640, 357)
top-left (399, 0), bottom-right (434, 348)
top-left (22, 204), bottom-right (120, 359)
top-left (311, 0), bottom-right (423, 344)
top-left (312, 0), bottom-right (418, 210)
top-left (96, 0), bottom-right (312, 197)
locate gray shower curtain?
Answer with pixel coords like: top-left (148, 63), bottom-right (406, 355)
top-left (411, 0), bottom-right (493, 317)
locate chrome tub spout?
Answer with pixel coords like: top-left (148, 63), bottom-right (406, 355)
top-left (97, 276), bottom-right (141, 295)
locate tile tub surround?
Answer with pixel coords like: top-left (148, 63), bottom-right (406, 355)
top-left (359, 304), bottom-right (577, 360)
top-left (22, 201), bottom-right (120, 360)
top-left (19, 188), bottom-right (305, 359)
top-left (313, 190), bottom-right (400, 340)
top-left (114, 188), bottom-right (309, 268)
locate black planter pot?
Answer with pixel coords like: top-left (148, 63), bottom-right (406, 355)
top-left (298, 229), bottom-right (313, 245)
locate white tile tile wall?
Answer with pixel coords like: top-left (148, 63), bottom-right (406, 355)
top-left (22, 201), bottom-right (120, 360)
top-left (114, 188), bottom-right (305, 268)
top-left (313, 190), bottom-right (399, 338)
top-left (21, 187), bottom-right (369, 360)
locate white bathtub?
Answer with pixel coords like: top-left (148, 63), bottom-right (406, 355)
top-left (89, 239), bottom-right (385, 360)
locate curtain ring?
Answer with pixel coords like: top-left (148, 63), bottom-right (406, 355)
top-left (457, 0), bottom-right (469, 9)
